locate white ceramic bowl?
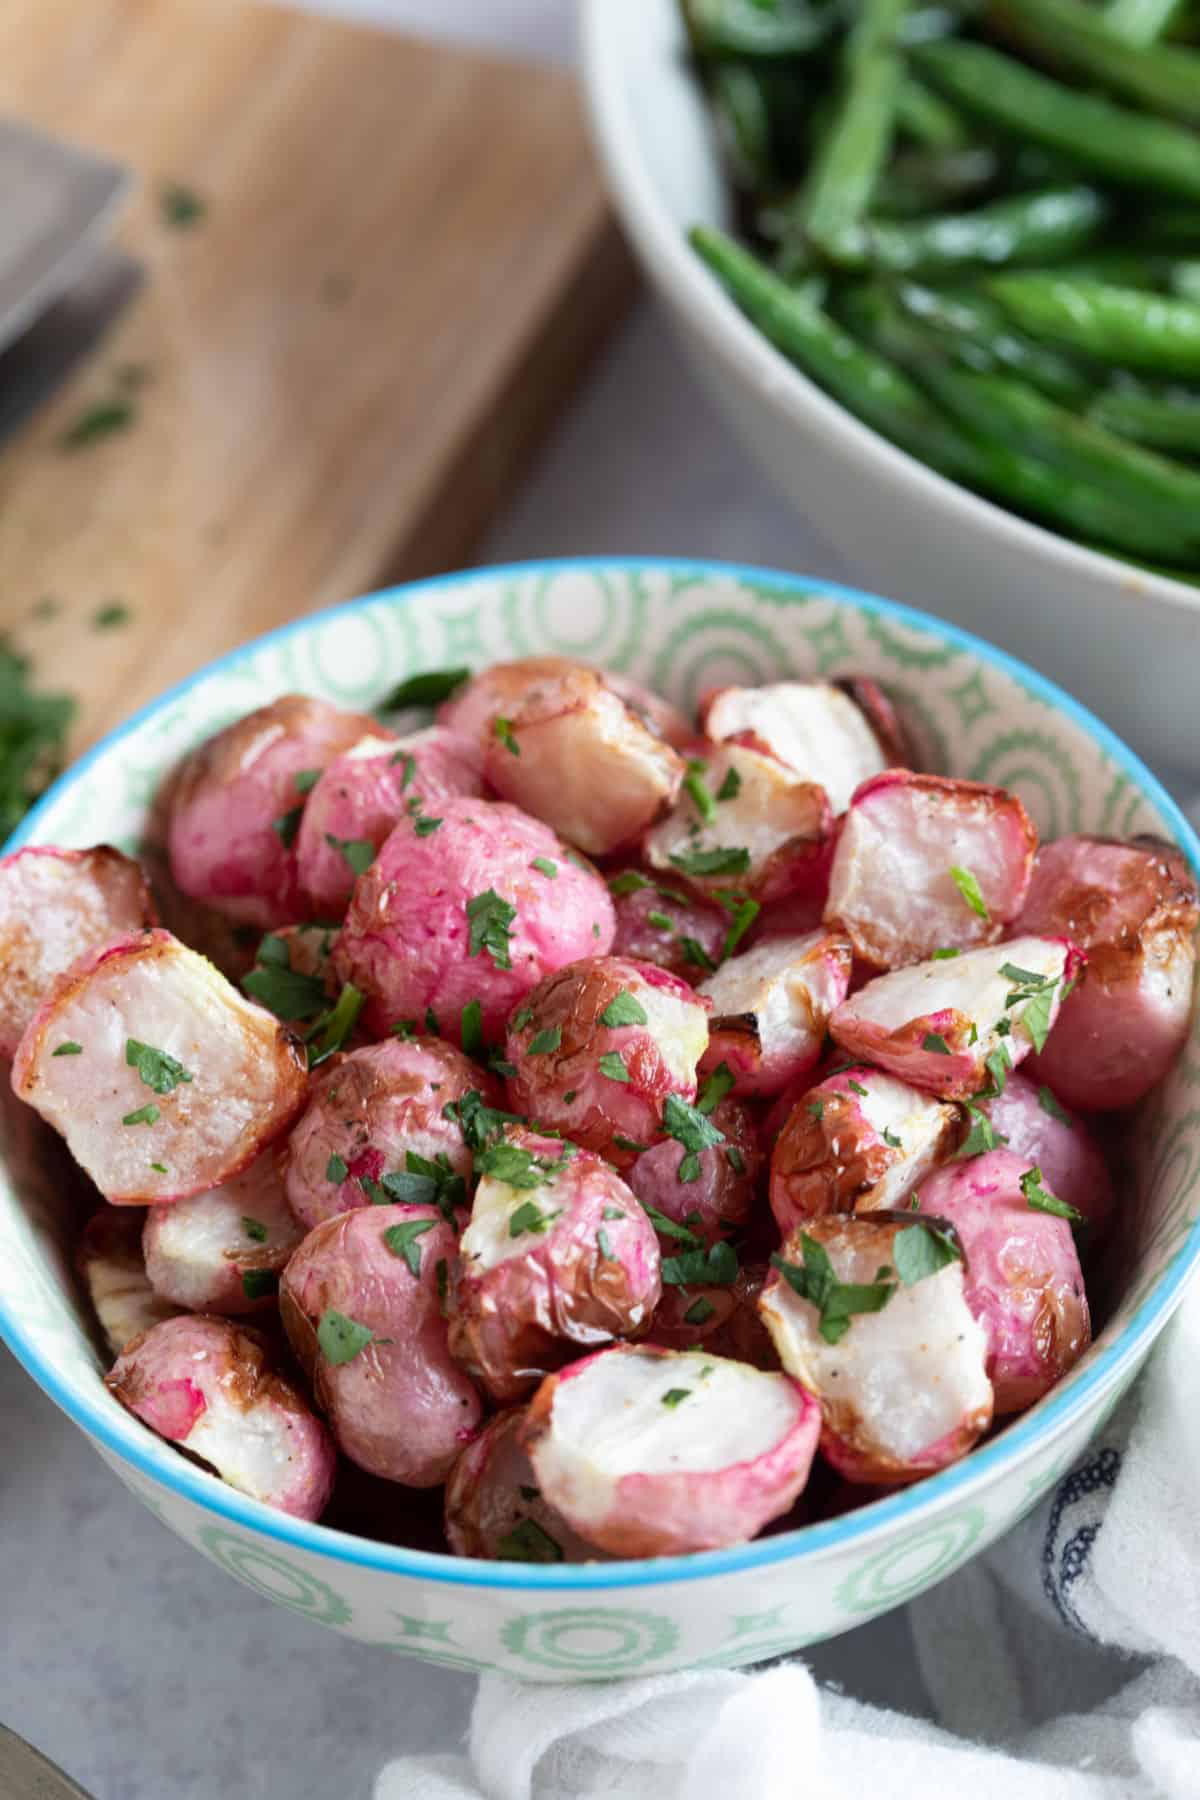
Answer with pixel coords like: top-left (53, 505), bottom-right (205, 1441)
top-left (2, 558), bottom-right (1199, 1680)
top-left (581, 0), bottom-right (1200, 778)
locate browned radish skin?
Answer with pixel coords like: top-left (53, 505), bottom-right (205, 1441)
top-left (1017, 835), bottom-right (1199, 1111)
top-left (644, 743), bottom-right (831, 906)
top-left (752, 890), bottom-right (828, 944)
top-left (699, 681), bottom-right (889, 813)
top-left (770, 1067), bottom-right (959, 1236)
top-left (12, 928), bottom-right (308, 1205)
top-left (522, 1343), bottom-right (821, 1557)
top-left (833, 677), bottom-right (914, 770)
top-left (609, 872), bottom-right (728, 983)
top-left (447, 1128), bottom-right (661, 1404)
top-left (697, 930), bottom-right (853, 1098)
top-left (650, 1262), bottom-right (780, 1370)
top-left (444, 1406), bottom-right (607, 1563)
top-left (915, 1151), bottom-right (1091, 1415)
top-left (166, 696), bottom-right (378, 927)
top-left (281, 1203), bottom-right (481, 1486)
top-left (142, 1152), bottom-right (303, 1314)
top-left (332, 797), bottom-right (615, 1046)
top-left (825, 773), bottom-right (1037, 969)
top-left (283, 1036), bottom-right (501, 1232)
top-left (829, 935), bottom-right (1084, 1101)
top-left (503, 957), bottom-right (709, 1168)
top-left (78, 1209), bottom-right (182, 1357)
top-left (760, 1214), bottom-right (993, 1484)
top-left (984, 1070), bottom-right (1114, 1235)
top-left (627, 1094), bottom-right (761, 1245)
top-left (106, 1314), bottom-right (336, 1520)
top-left (0, 846), bottom-right (157, 1058)
top-left (295, 726), bottom-right (483, 917)
top-left (439, 658), bottom-right (692, 752)
top-left (481, 665), bottom-right (685, 856)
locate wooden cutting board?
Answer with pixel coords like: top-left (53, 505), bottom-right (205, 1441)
top-left (0, 0), bottom-right (636, 751)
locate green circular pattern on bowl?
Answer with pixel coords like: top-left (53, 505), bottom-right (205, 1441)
top-left (1, 558), bottom-right (1197, 1680)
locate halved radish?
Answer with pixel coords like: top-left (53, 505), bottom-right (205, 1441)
top-left (697, 929), bottom-right (852, 1097)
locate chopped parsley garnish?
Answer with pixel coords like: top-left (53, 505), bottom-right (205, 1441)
top-left (663, 1092), bottom-right (725, 1184)
top-left (661, 1239), bottom-right (738, 1287)
top-left (684, 1297), bottom-right (716, 1325)
top-left (393, 751), bottom-right (417, 788)
top-left (460, 998), bottom-right (484, 1058)
top-left (954, 1102), bottom-right (1007, 1160)
top-left (893, 1220), bottom-right (963, 1284)
top-left (242, 1216), bottom-right (268, 1243)
top-left (639, 1202), bottom-right (702, 1244)
top-left (598, 1051), bottom-right (631, 1083)
top-left (563, 1089), bottom-right (577, 1103)
top-left (669, 845), bottom-right (751, 878)
top-left (52, 1041), bottom-right (82, 1057)
top-left (680, 936), bottom-right (716, 973)
top-left (425, 1007), bottom-right (440, 1036)
top-left (466, 889), bottom-right (516, 970)
top-left (531, 857), bottom-right (557, 879)
top-left (326, 1151), bottom-right (349, 1183)
top-left (950, 864), bottom-right (989, 920)
top-left (922, 1032), bottom-right (951, 1055)
top-left (932, 947), bottom-right (961, 960)
top-left (494, 716), bottom-right (521, 757)
top-left (161, 182), bottom-right (206, 227)
top-left (882, 1127), bottom-right (902, 1148)
top-left (508, 1199), bottom-right (560, 1237)
top-left (488, 1052), bottom-right (517, 1080)
top-left (528, 1025), bottom-right (562, 1056)
top-left (608, 870), bottom-right (654, 897)
top-left (596, 1227), bottom-right (615, 1261)
top-left (683, 765), bottom-right (716, 824)
top-left (600, 992), bottom-right (648, 1030)
top-left (242, 933), bottom-right (327, 1021)
top-left (93, 602), bottom-right (130, 631)
top-left (1021, 1164), bottom-right (1083, 1225)
top-left (771, 1235), bottom-right (896, 1345)
top-left (60, 399), bottom-right (135, 451)
top-left (1039, 1085), bottom-right (1073, 1126)
top-left (661, 1387), bottom-right (691, 1408)
top-left (717, 893), bottom-right (760, 961)
top-left (1019, 986), bottom-right (1058, 1053)
top-left (716, 766), bottom-right (742, 802)
top-left (383, 1216), bottom-right (438, 1276)
top-left (512, 1006), bottom-right (534, 1032)
top-left (122, 1105), bottom-right (159, 1127)
top-left (697, 1062), bottom-right (734, 1115)
top-left (496, 1519), bottom-right (562, 1563)
top-left (271, 805), bottom-right (304, 848)
top-left (442, 1088), bottom-right (522, 1152)
top-left (293, 768), bottom-right (321, 794)
top-left (647, 909), bottom-right (674, 931)
top-left (612, 1135), bottom-right (647, 1152)
top-left (479, 1141), bottom-right (571, 1192)
top-left (808, 1098), bottom-right (825, 1121)
top-left (380, 667), bottom-right (470, 709)
top-left (978, 1041), bottom-right (1012, 1099)
top-left (381, 1151), bottom-right (467, 1220)
top-left (149, 1162), bottom-right (168, 1174)
top-left (325, 833), bottom-right (375, 875)
top-left (847, 1079), bottom-right (868, 1098)
top-left (414, 815), bottom-right (442, 837)
top-left (305, 983), bottom-right (365, 1068)
top-left (241, 1269), bottom-right (277, 1301)
top-left (125, 1039), bottom-right (193, 1095)
top-left (317, 1308), bottom-right (375, 1365)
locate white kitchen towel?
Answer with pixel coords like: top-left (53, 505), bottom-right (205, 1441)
top-left (376, 1280), bottom-right (1200, 1800)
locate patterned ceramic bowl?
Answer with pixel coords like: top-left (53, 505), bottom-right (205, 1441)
top-left (2, 559), bottom-right (1198, 1682)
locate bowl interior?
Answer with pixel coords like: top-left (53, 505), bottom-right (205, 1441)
top-left (2, 558), bottom-right (1200, 1588)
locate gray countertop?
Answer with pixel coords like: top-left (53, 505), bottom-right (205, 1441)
top-left (3, 5), bottom-right (1190, 1794)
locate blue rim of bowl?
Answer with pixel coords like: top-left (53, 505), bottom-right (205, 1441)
top-left (2, 555), bottom-right (1198, 1592)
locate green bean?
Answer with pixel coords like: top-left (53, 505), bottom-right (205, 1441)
top-left (895, 75), bottom-right (969, 148)
top-left (1170, 260), bottom-right (1200, 303)
top-left (874, 146), bottom-right (1001, 216)
top-left (913, 41), bottom-right (1200, 200)
top-left (895, 281), bottom-right (1093, 402)
top-left (839, 183), bottom-right (1109, 274)
top-left (690, 226), bottom-right (1171, 553)
top-left (986, 0), bottom-right (1200, 125)
top-left (797, 0), bottom-right (910, 261)
top-left (1105, 0), bottom-right (1185, 44)
top-left (987, 274), bottom-right (1200, 371)
top-left (1088, 377), bottom-right (1200, 450)
top-left (1048, 251), bottom-right (1177, 287)
top-left (682, 0), bottom-right (833, 57)
top-left (920, 364), bottom-right (1200, 550)
top-left (898, 0), bottom-right (983, 42)
top-left (711, 64), bottom-right (810, 191)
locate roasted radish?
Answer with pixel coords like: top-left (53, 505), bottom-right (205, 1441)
top-left (700, 680), bottom-right (889, 812)
top-left (444, 1407), bottom-right (604, 1563)
top-left (697, 929), bottom-right (853, 1097)
top-left (142, 1152), bottom-right (303, 1314)
top-left (78, 1209), bottom-right (181, 1357)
